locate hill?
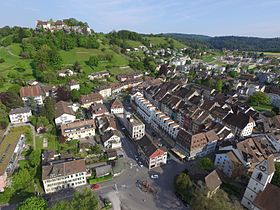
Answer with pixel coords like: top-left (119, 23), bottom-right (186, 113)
top-left (165, 33), bottom-right (280, 52)
top-left (0, 25), bottom-right (187, 92)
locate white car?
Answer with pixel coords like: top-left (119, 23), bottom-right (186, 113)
top-left (151, 174), bottom-right (159, 179)
top-left (139, 162), bottom-right (143, 167)
top-left (122, 127), bottom-right (125, 130)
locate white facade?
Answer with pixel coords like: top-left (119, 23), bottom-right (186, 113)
top-left (111, 107), bottom-right (124, 114)
top-left (148, 151), bottom-right (168, 169)
top-left (69, 84), bottom-right (80, 91)
top-left (22, 95), bottom-right (44, 106)
top-left (103, 135), bottom-right (122, 149)
top-left (62, 124), bottom-right (95, 141)
top-left (133, 92), bottom-right (180, 139)
top-left (9, 110), bottom-right (32, 124)
top-left (55, 114), bottom-right (76, 126)
top-left (240, 122), bottom-right (255, 137)
top-left (99, 88), bottom-right (112, 98)
top-left (43, 171), bottom-right (87, 194)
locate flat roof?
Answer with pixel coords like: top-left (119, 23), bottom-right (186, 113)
top-left (0, 127), bottom-right (26, 175)
top-left (128, 114), bottom-right (145, 126)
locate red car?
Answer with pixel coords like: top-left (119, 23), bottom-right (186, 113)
top-left (91, 184), bottom-right (100, 190)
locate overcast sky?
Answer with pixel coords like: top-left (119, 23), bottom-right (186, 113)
top-left (1, 0), bottom-right (280, 37)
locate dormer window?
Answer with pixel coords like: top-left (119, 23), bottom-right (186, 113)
top-left (257, 172), bottom-right (263, 181)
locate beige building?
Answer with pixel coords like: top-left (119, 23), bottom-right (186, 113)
top-left (42, 159), bottom-right (87, 194)
top-left (80, 92), bottom-right (103, 108)
top-left (61, 120), bottom-right (96, 140)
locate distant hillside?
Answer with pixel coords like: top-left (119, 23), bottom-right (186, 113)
top-left (208, 36), bottom-right (280, 52)
top-left (165, 33), bottom-right (280, 52)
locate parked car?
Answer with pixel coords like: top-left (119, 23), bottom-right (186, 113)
top-left (139, 162), bottom-right (143, 167)
top-left (91, 184), bottom-right (100, 190)
top-left (151, 174), bottom-right (159, 179)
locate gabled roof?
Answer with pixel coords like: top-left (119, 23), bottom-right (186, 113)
top-left (254, 183), bottom-right (280, 210)
top-left (101, 130), bottom-right (120, 143)
top-left (42, 159), bottom-right (86, 180)
top-left (224, 112), bottom-right (254, 129)
top-left (20, 85), bottom-right (43, 97)
top-left (9, 107), bottom-right (31, 115)
top-left (110, 98), bottom-right (123, 110)
top-left (204, 170), bottom-right (222, 191)
top-left (80, 92), bottom-right (103, 104)
top-left (55, 101), bottom-right (75, 118)
top-left (137, 135), bottom-right (166, 158)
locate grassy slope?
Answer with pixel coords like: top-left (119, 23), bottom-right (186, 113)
top-left (60, 47), bottom-right (130, 75)
top-left (145, 36), bottom-right (186, 49)
top-left (262, 52), bottom-right (280, 57)
top-left (0, 44), bottom-right (34, 91)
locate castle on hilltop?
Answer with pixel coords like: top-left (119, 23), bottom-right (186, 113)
top-left (36, 19), bottom-right (91, 34)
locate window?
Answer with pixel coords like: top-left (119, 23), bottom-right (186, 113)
top-left (257, 172), bottom-right (263, 181)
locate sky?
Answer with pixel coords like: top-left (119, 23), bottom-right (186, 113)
top-left (0, 0), bottom-right (280, 37)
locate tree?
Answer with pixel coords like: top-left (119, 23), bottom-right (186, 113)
top-left (228, 70), bottom-right (238, 78)
top-left (215, 79), bottom-right (223, 93)
top-left (191, 189), bottom-right (242, 210)
top-left (50, 188), bottom-right (99, 210)
top-left (87, 56), bottom-right (99, 68)
top-left (17, 196), bottom-right (47, 210)
top-left (73, 61), bottom-right (82, 73)
top-left (50, 200), bottom-right (73, 210)
top-left (199, 157), bottom-right (214, 170)
top-left (71, 188), bottom-right (99, 210)
top-left (56, 87), bottom-right (70, 101)
top-left (0, 90), bottom-right (23, 109)
top-left (248, 92), bottom-right (270, 106)
top-left (44, 97), bottom-right (55, 123)
top-left (70, 89), bottom-right (81, 102)
top-left (272, 162), bottom-right (280, 187)
top-left (174, 172), bottom-right (193, 202)
top-left (28, 150), bottom-right (41, 168)
top-left (12, 168), bottom-right (33, 190)
top-left (0, 102), bottom-right (9, 129)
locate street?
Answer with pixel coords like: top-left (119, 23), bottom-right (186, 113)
top-left (93, 114), bottom-right (189, 210)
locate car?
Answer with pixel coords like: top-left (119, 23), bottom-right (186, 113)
top-left (151, 174), bottom-right (159, 179)
top-left (121, 127), bottom-right (125, 130)
top-left (139, 162), bottom-right (143, 167)
top-left (91, 184), bottom-right (100, 190)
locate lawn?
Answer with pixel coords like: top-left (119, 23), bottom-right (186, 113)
top-left (36, 133), bottom-right (59, 151)
top-left (0, 44), bottom-right (34, 91)
top-left (126, 40), bottom-right (142, 48)
top-left (60, 47), bottom-right (130, 75)
top-left (253, 104), bottom-right (273, 112)
top-left (262, 52), bottom-right (280, 57)
top-left (144, 36), bottom-right (185, 49)
top-left (108, 66), bottom-right (135, 76)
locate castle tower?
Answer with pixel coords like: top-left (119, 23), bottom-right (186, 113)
top-left (241, 155), bottom-right (275, 209)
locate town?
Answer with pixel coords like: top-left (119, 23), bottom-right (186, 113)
top-left (0, 15), bottom-right (280, 210)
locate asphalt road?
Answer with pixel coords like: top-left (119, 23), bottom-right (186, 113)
top-left (93, 115), bottom-right (189, 210)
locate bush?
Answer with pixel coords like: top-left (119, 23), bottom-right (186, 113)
top-left (0, 58), bottom-right (5, 63)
